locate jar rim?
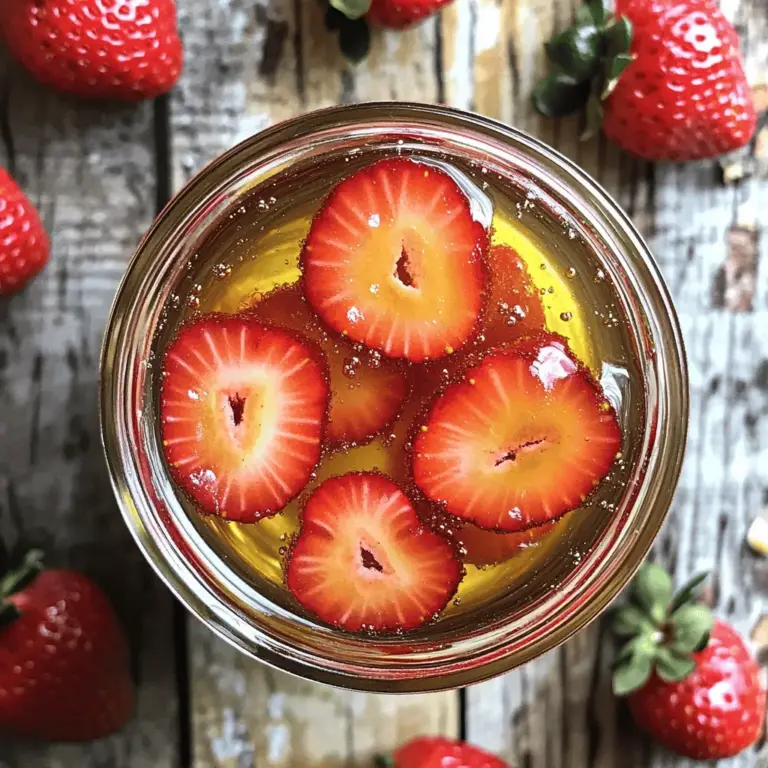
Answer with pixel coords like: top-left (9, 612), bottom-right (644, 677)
top-left (100, 102), bottom-right (688, 692)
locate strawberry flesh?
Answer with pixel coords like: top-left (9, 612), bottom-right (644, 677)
top-left (302, 158), bottom-right (488, 362)
top-left (249, 285), bottom-right (408, 446)
top-left (286, 473), bottom-right (462, 632)
top-left (412, 333), bottom-right (622, 531)
top-left (459, 520), bottom-right (557, 567)
top-left (160, 314), bottom-right (330, 522)
top-left (482, 244), bottom-right (546, 346)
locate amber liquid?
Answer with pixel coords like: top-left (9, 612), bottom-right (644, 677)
top-left (154, 147), bottom-right (644, 636)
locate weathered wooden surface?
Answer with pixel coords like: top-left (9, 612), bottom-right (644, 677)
top-left (0, 57), bottom-right (180, 767)
top-left (1, 0), bottom-right (766, 765)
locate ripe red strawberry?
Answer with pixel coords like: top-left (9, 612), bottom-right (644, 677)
top-left (0, 0), bottom-right (183, 102)
top-left (459, 520), bottom-right (556, 567)
top-left (0, 169), bottom-right (49, 296)
top-left (613, 565), bottom-right (766, 760)
top-left (249, 285), bottom-right (408, 446)
top-left (412, 332), bottom-right (621, 532)
top-left (480, 244), bottom-right (546, 347)
top-left (0, 551), bottom-right (134, 742)
top-left (302, 158), bottom-right (488, 363)
top-left (367, 0), bottom-right (453, 29)
top-left (389, 736), bottom-right (510, 767)
top-left (286, 473), bottom-right (462, 632)
top-left (534, 0), bottom-right (756, 161)
top-left (160, 314), bottom-right (330, 522)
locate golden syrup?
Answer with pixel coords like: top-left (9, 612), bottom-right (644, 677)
top-left (158, 150), bottom-right (643, 632)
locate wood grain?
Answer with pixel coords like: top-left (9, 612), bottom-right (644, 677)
top-left (171, 3), bottom-right (457, 766)
top-left (0, 58), bottom-right (179, 767)
top-left (465, 1), bottom-right (768, 768)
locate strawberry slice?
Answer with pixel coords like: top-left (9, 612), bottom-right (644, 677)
top-left (412, 333), bottom-right (622, 532)
top-left (482, 244), bottom-right (546, 346)
top-left (459, 520), bottom-right (557, 566)
top-left (249, 285), bottom-right (409, 445)
top-left (301, 158), bottom-right (488, 362)
top-left (285, 472), bottom-right (462, 632)
top-left (160, 314), bottom-right (330, 522)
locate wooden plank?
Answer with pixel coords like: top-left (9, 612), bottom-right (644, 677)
top-left (466, 1), bottom-right (768, 767)
top-left (0, 58), bottom-right (179, 766)
top-left (172, 3), bottom-right (457, 765)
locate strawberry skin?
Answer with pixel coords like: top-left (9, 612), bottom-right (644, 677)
top-left (0, 562), bottom-right (133, 742)
top-left (0, 0), bottom-right (183, 101)
top-left (628, 619), bottom-right (765, 759)
top-left (393, 736), bottom-right (510, 767)
top-left (249, 285), bottom-right (409, 447)
top-left (605, 0), bottom-right (756, 161)
top-left (367, 0), bottom-right (453, 29)
top-left (482, 244), bottom-right (546, 347)
top-left (0, 169), bottom-right (49, 296)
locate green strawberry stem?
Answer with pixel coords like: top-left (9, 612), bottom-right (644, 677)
top-left (533, 0), bottom-right (634, 133)
top-left (612, 563), bottom-right (712, 696)
top-left (374, 756), bottom-right (395, 768)
top-left (0, 549), bottom-right (44, 626)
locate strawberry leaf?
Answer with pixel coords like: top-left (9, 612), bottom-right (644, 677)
top-left (584, 0), bottom-right (607, 26)
top-left (671, 604), bottom-right (713, 652)
top-left (613, 653), bottom-right (653, 696)
top-left (533, 73), bottom-right (591, 118)
top-left (601, 54), bottom-right (634, 99)
top-left (0, 549), bottom-right (43, 598)
top-left (632, 562), bottom-right (672, 624)
top-left (330, 0), bottom-right (371, 20)
top-left (613, 604), bottom-right (655, 637)
top-left (669, 572), bottom-right (708, 613)
top-left (339, 17), bottom-right (371, 62)
top-left (604, 16), bottom-right (633, 57)
top-left (655, 647), bottom-right (696, 683)
top-left (545, 24), bottom-right (601, 82)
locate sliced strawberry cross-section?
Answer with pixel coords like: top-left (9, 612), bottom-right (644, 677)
top-left (482, 244), bottom-right (546, 346)
top-left (160, 314), bottom-right (330, 522)
top-left (459, 520), bottom-right (557, 567)
top-left (412, 333), bottom-right (622, 532)
top-left (249, 285), bottom-right (409, 446)
top-left (285, 472), bottom-right (462, 632)
top-left (301, 158), bottom-right (488, 362)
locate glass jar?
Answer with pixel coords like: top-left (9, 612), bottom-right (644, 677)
top-left (100, 103), bottom-right (688, 692)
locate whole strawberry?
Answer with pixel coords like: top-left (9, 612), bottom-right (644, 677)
top-left (534, 0), bottom-right (757, 161)
top-left (0, 169), bottom-right (49, 297)
top-left (613, 564), bottom-right (766, 760)
top-left (380, 736), bottom-right (510, 767)
top-left (0, 551), bottom-right (134, 742)
top-left (0, 0), bottom-right (183, 101)
top-left (329, 0), bottom-right (452, 31)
